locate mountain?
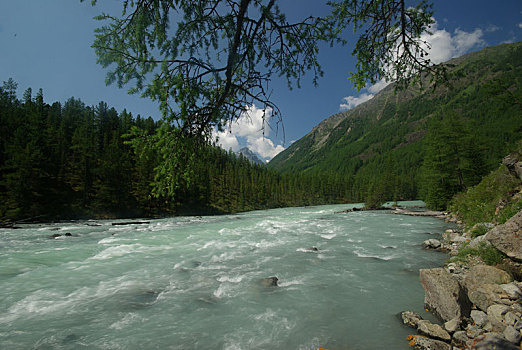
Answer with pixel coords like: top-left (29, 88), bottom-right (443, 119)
top-left (237, 147), bottom-right (265, 166)
top-left (268, 42), bottom-right (522, 204)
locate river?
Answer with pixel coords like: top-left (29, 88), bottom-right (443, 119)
top-left (0, 202), bottom-right (451, 349)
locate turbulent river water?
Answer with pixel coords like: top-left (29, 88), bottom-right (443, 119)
top-left (0, 202), bottom-right (452, 350)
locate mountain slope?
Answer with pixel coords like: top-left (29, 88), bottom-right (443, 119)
top-left (268, 42), bottom-right (522, 202)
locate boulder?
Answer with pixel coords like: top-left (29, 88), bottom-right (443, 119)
top-left (451, 330), bottom-right (469, 347)
top-left (443, 316), bottom-right (460, 334)
top-left (485, 210), bottom-right (522, 261)
top-left (468, 234), bottom-right (492, 249)
top-left (452, 330), bottom-right (469, 346)
top-left (401, 311), bottom-right (423, 329)
top-left (422, 239), bottom-right (441, 249)
top-left (504, 312), bottom-right (521, 328)
top-left (469, 283), bottom-right (510, 311)
top-left (487, 304), bottom-right (510, 331)
top-left (409, 335), bottom-right (451, 350)
top-left (420, 268), bottom-right (470, 322)
top-left (472, 332), bottom-right (520, 350)
top-left (503, 325), bottom-right (522, 344)
top-left (503, 153), bottom-right (522, 180)
top-left (464, 265), bottom-right (513, 292)
top-left (259, 276), bottom-right (278, 287)
top-left (501, 283), bottom-right (522, 299)
top-left (417, 320), bottom-right (451, 342)
top-left (471, 310), bottom-right (489, 328)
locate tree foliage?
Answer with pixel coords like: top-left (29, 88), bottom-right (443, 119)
top-left (86, 0), bottom-right (441, 135)
top-left (0, 80), bottom-right (356, 222)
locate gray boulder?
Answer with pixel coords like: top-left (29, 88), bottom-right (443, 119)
top-left (486, 210), bottom-right (522, 261)
top-left (409, 335), bottom-right (451, 350)
top-left (503, 325), bottom-right (522, 344)
top-left (259, 276), bottom-right (278, 287)
top-left (487, 304), bottom-right (510, 331)
top-left (417, 320), bottom-right (451, 342)
top-left (420, 268), bottom-right (470, 322)
top-left (401, 311), bottom-right (423, 329)
top-left (422, 239), bottom-right (441, 249)
top-left (464, 265), bottom-right (513, 292)
top-left (471, 310), bottom-right (489, 328)
top-left (472, 332), bottom-right (520, 350)
top-left (451, 330), bottom-right (469, 347)
top-left (468, 234), bottom-right (492, 249)
top-left (469, 283), bottom-right (510, 312)
top-left (503, 153), bottom-right (522, 180)
top-left (443, 316), bottom-right (460, 334)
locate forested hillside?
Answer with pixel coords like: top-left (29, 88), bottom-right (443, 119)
top-left (268, 42), bottom-right (522, 209)
top-left (0, 82), bottom-right (350, 222)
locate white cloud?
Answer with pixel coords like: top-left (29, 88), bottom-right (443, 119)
top-left (213, 105), bottom-right (285, 160)
top-left (340, 93), bottom-right (374, 111)
top-left (518, 23), bottom-right (522, 29)
top-left (339, 79), bottom-right (389, 111)
top-left (421, 22), bottom-right (486, 63)
top-left (339, 22), bottom-right (486, 111)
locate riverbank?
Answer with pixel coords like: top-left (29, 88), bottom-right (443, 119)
top-left (400, 160), bottom-right (522, 350)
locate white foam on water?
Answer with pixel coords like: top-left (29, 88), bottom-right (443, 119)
top-left (217, 275), bottom-right (243, 283)
top-left (320, 233), bottom-right (337, 240)
top-left (90, 244), bottom-right (146, 260)
top-left (109, 312), bottom-right (143, 330)
top-left (213, 283), bottom-right (237, 299)
top-left (278, 278), bottom-right (305, 287)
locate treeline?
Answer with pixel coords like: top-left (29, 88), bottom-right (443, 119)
top-left (0, 79), bottom-right (353, 222)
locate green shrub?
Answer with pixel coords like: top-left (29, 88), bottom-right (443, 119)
top-left (452, 242), bottom-right (506, 266)
top-left (449, 165), bottom-right (521, 228)
top-left (470, 224), bottom-right (490, 238)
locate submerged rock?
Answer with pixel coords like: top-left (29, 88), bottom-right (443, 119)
top-left (401, 311), bottom-right (423, 329)
top-left (259, 277), bottom-right (278, 287)
top-left (422, 239), bottom-right (441, 249)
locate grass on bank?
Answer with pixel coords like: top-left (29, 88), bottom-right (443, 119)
top-left (449, 165), bottom-right (522, 229)
top-left (450, 242), bottom-right (506, 266)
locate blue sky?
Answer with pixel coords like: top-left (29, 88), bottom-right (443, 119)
top-left (1, 1), bottom-right (521, 161)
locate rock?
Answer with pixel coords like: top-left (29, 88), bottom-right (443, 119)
top-left (466, 324), bottom-right (485, 338)
top-left (504, 312), bottom-right (521, 328)
top-left (452, 330), bottom-right (469, 347)
top-left (501, 283), bottom-right (522, 299)
top-left (469, 283), bottom-right (510, 311)
top-left (485, 210), bottom-right (522, 261)
top-left (503, 153), bottom-right (522, 180)
top-left (446, 263), bottom-right (457, 273)
top-left (444, 316), bottom-right (461, 334)
top-left (409, 335), bottom-right (451, 350)
top-left (503, 325), bottom-right (522, 344)
top-left (401, 311), bottom-right (423, 329)
top-left (51, 233), bottom-right (62, 239)
top-left (259, 277), bottom-right (278, 287)
top-left (422, 239), bottom-right (442, 249)
top-left (464, 265), bottom-right (513, 292)
top-left (472, 332), bottom-right (520, 350)
top-left (487, 304), bottom-right (510, 331)
top-left (417, 320), bottom-right (451, 341)
top-left (471, 310), bottom-right (489, 328)
top-left (420, 268), bottom-right (470, 322)
top-left (468, 234), bottom-right (492, 249)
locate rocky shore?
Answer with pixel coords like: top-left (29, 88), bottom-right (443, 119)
top-left (401, 209), bottom-right (522, 349)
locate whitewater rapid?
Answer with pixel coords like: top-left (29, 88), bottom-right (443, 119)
top-left (0, 202), bottom-right (451, 349)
